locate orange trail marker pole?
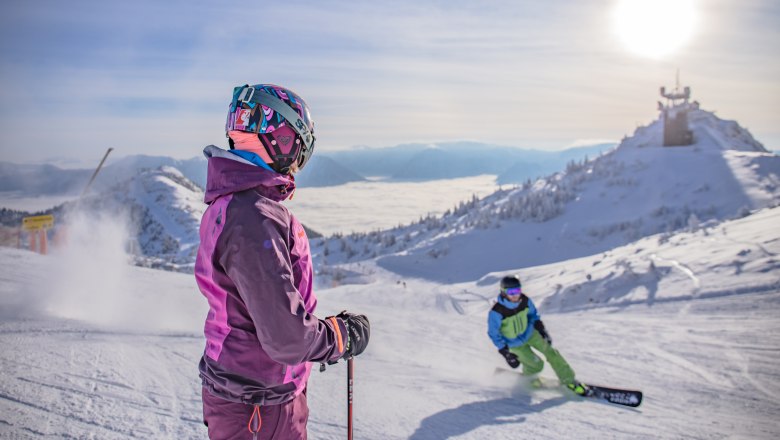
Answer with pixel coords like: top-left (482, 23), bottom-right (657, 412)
top-left (39, 230), bottom-right (47, 255)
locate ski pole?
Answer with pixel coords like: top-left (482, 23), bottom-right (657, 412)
top-left (347, 356), bottom-right (354, 440)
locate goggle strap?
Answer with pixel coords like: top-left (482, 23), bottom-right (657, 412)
top-left (239, 86), bottom-right (314, 150)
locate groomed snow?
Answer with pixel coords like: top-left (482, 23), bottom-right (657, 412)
top-left (1, 206), bottom-right (779, 439)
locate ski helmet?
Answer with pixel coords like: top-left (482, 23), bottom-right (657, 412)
top-left (500, 275), bottom-right (522, 294)
top-left (226, 84), bottom-right (315, 174)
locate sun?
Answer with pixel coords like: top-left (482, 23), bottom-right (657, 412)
top-left (612, 0), bottom-right (698, 59)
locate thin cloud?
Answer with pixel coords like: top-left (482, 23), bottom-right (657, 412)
top-left (0, 0), bottom-right (777, 162)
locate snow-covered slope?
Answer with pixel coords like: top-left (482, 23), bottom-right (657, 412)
top-left (1, 204), bottom-right (778, 439)
top-left (315, 109), bottom-right (779, 283)
top-left (98, 155), bottom-right (207, 191)
top-left (67, 166), bottom-right (205, 271)
top-left (455, 205), bottom-right (780, 313)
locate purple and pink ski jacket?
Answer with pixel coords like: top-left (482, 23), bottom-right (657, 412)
top-left (195, 145), bottom-right (347, 406)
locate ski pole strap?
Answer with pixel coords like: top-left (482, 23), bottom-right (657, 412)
top-left (248, 404), bottom-right (262, 439)
top-left (328, 316), bottom-right (345, 355)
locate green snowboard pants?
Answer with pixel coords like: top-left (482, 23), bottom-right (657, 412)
top-left (508, 330), bottom-right (575, 384)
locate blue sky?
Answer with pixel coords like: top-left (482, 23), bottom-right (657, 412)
top-left (0, 0), bottom-right (778, 165)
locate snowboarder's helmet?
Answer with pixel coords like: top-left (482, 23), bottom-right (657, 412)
top-left (226, 84), bottom-right (315, 174)
top-left (500, 275), bottom-right (522, 294)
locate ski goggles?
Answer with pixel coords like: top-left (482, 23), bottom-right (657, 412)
top-left (503, 287), bottom-right (522, 296)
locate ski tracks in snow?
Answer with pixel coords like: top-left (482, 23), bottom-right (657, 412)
top-left (437, 290), bottom-right (493, 316)
top-left (643, 344), bottom-right (730, 389)
top-left (649, 254), bottom-right (700, 291)
top-left (649, 253), bottom-right (701, 315)
top-left (0, 323), bottom-right (204, 439)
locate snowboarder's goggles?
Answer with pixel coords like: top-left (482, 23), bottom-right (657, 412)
top-left (503, 287), bottom-right (522, 296)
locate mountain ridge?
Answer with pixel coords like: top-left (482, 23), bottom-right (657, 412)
top-left (2, 108), bottom-right (776, 279)
top-left (0, 142), bottom-right (614, 199)
top-left (312, 109), bottom-right (779, 284)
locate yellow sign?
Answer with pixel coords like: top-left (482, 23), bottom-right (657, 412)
top-left (22, 215), bottom-right (54, 231)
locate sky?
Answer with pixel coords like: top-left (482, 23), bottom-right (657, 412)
top-left (0, 0), bottom-right (778, 165)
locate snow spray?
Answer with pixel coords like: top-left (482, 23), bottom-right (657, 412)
top-left (42, 209), bottom-right (138, 329)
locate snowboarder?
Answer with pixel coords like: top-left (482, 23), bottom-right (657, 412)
top-left (195, 83), bottom-right (370, 440)
top-left (487, 274), bottom-right (586, 395)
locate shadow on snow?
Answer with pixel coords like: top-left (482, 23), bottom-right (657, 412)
top-left (408, 394), bottom-right (569, 439)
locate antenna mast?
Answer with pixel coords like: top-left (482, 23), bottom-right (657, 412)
top-left (675, 68), bottom-right (680, 93)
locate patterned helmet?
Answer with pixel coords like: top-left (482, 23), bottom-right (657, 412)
top-left (226, 84), bottom-right (315, 174)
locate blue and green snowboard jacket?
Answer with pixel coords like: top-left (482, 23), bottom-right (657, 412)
top-left (487, 293), bottom-right (540, 349)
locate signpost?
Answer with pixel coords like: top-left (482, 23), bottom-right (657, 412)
top-left (22, 214), bottom-right (54, 255)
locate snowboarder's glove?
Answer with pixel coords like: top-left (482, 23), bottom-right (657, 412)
top-left (337, 311), bottom-right (370, 358)
top-left (534, 320), bottom-right (552, 346)
top-left (498, 346), bottom-right (520, 369)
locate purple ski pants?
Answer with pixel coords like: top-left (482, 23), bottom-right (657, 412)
top-left (202, 387), bottom-right (309, 439)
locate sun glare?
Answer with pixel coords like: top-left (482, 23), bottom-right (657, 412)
top-left (612, 0), bottom-right (698, 59)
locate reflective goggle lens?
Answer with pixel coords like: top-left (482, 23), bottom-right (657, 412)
top-left (297, 136), bottom-right (316, 170)
top-left (504, 287), bottom-right (522, 296)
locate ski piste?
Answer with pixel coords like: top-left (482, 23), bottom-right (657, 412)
top-left (494, 367), bottom-right (643, 407)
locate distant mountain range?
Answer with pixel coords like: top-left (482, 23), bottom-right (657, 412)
top-left (324, 141), bottom-right (614, 183)
top-left (0, 142), bottom-right (614, 198)
top-left (0, 163), bottom-right (92, 196)
top-left (1, 108), bottom-right (776, 280)
top-left (295, 155), bottom-right (367, 187)
top-left (0, 155), bottom-right (206, 197)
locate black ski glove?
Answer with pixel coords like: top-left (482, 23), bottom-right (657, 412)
top-left (498, 346), bottom-right (520, 369)
top-left (338, 311), bottom-right (370, 358)
top-left (534, 320), bottom-right (552, 346)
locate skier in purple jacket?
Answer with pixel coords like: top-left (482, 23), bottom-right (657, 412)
top-left (195, 84), bottom-right (370, 440)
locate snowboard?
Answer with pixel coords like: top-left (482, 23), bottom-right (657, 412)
top-left (494, 367), bottom-right (643, 407)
